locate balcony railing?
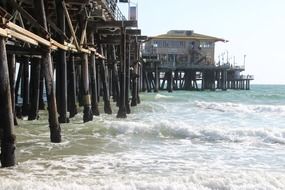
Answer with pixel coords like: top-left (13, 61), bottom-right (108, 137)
top-left (102, 0), bottom-right (127, 20)
top-left (239, 75), bottom-right (254, 80)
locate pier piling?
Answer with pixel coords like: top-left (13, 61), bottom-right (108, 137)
top-left (88, 32), bottom-right (100, 116)
top-left (22, 57), bottom-right (30, 116)
top-left (67, 54), bottom-right (78, 118)
top-left (55, 0), bottom-right (68, 123)
top-left (117, 27), bottom-right (127, 118)
top-left (82, 53), bottom-right (93, 122)
top-left (7, 54), bottom-right (18, 125)
top-left (35, 0), bottom-right (61, 142)
top-left (99, 44), bottom-right (112, 114)
top-left (0, 36), bottom-right (16, 167)
top-left (28, 57), bottom-right (41, 120)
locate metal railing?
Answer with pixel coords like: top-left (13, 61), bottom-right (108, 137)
top-left (239, 75), bottom-right (254, 80)
top-left (215, 62), bottom-right (245, 69)
top-left (103, 0), bottom-right (127, 20)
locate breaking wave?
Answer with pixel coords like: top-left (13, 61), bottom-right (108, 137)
top-left (0, 170), bottom-right (284, 190)
top-left (194, 101), bottom-right (285, 115)
top-left (103, 119), bottom-right (285, 145)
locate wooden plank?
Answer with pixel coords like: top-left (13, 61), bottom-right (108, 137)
top-left (97, 29), bottom-right (141, 36)
top-left (64, 41), bottom-right (76, 49)
top-left (51, 45), bottom-right (58, 50)
top-left (6, 29), bottom-right (39, 46)
top-left (6, 22), bottom-right (51, 46)
top-left (50, 39), bottom-right (68, 51)
top-left (80, 19), bottom-right (88, 46)
top-left (88, 47), bottom-right (97, 53)
top-left (95, 52), bottom-right (106, 59)
top-left (80, 48), bottom-right (91, 54)
top-left (0, 28), bottom-right (8, 37)
top-left (93, 20), bottom-right (138, 28)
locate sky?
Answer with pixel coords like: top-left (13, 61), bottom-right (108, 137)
top-left (118, 0), bottom-right (285, 84)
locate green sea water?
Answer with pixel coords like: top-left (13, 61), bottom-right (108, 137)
top-left (0, 85), bottom-right (285, 189)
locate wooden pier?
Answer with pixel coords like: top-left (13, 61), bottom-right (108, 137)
top-left (0, 0), bottom-right (145, 167)
top-left (0, 3), bottom-right (254, 168)
top-left (142, 63), bottom-right (254, 92)
top-left (141, 30), bottom-right (254, 92)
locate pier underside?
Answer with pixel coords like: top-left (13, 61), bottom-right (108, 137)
top-left (142, 63), bottom-right (253, 92)
top-left (0, 0), bottom-right (146, 167)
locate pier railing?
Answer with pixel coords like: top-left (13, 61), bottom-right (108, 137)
top-left (144, 61), bottom-right (232, 70)
top-left (239, 75), bottom-right (254, 80)
top-left (102, 0), bottom-right (127, 20)
top-left (215, 62), bottom-right (245, 70)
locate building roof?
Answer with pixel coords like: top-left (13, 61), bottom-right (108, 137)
top-left (149, 30), bottom-right (227, 42)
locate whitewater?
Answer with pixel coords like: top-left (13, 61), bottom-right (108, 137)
top-left (0, 85), bottom-right (285, 190)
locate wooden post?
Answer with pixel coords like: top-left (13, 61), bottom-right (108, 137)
top-left (108, 57), bottom-right (113, 98)
top-left (246, 79), bottom-right (250, 90)
top-left (211, 71), bottom-right (216, 91)
top-left (131, 39), bottom-right (139, 106)
top-left (67, 54), bottom-right (78, 118)
top-left (28, 57), bottom-right (41, 120)
top-left (55, 0), bottom-right (68, 123)
top-left (7, 54), bottom-right (18, 125)
top-left (174, 71), bottom-right (178, 90)
top-left (117, 27), bottom-right (127, 118)
top-left (42, 51), bottom-right (61, 142)
top-left (183, 71), bottom-right (191, 90)
top-left (99, 44), bottom-right (112, 114)
top-left (144, 71), bottom-right (151, 92)
top-left (15, 61), bottom-right (23, 118)
top-left (201, 71), bottom-right (205, 90)
top-left (82, 53), bottom-right (93, 122)
top-left (221, 70), bottom-right (227, 91)
top-left (88, 32), bottom-right (99, 116)
top-left (111, 45), bottom-right (120, 105)
top-left (216, 71), bottom-right (221, 89)
top-left (125, 35), bottom-right (131, 114)
top-left (76, 64), bottom-right (84, 107)
top-left (38, 62), bottom-right (45, 110)
top-left (167, 71), bottom-right (173, 92)
top-left (136, 41), bottom-right (141, 103)
top-left (22, 57), bottom-right (30, 116)
top-left (35, 0), bottom-right (61, 142)
top-left (96, 62), bottom-right (101, 103)
top-left (131, 69), bottom-right (138, 106)
top-left (154, 62), bottom-right (159, 92)
top-left (141, 64), bottom-right (146, 92)
top-left (15, 62), bottom-right (23, 106)
top-left (0, 36), bottom-right (16, 167)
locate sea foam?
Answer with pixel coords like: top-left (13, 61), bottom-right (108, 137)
top-left (194, 101), bottom-right (285, 116)
top-left (0, 170), bottom-right (284, 190)
top-left (103, 119), bottom-right (285, 145)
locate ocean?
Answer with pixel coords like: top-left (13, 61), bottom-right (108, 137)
top-left (1, 85), bottom-right (285, 190)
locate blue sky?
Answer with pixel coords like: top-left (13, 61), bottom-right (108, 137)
top-left (119, 0), bottom-right (285, 84)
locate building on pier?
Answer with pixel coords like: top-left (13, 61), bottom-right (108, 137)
top-left (142, 30), bottom-right (254, 92)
